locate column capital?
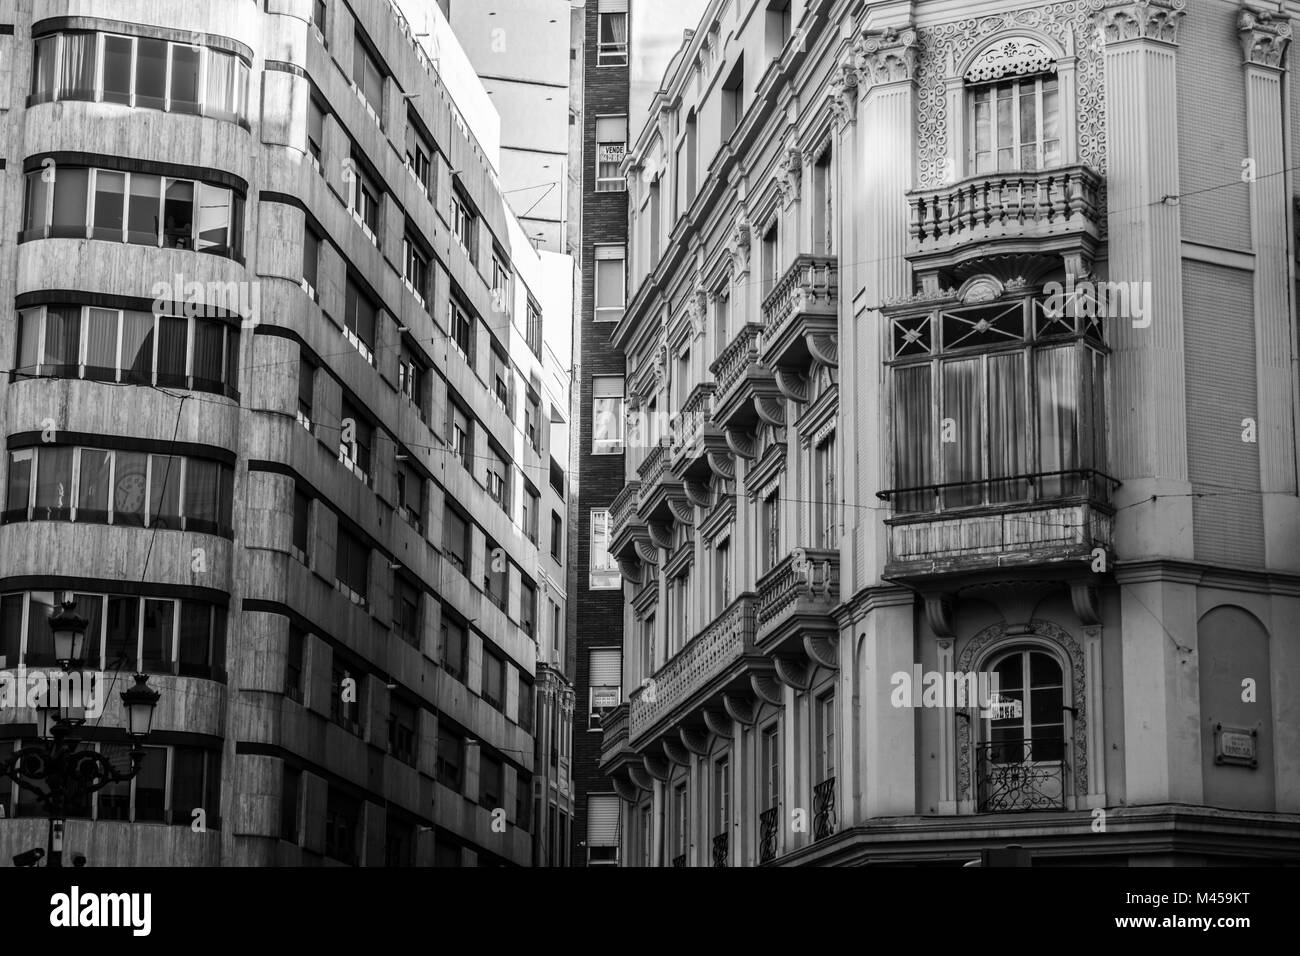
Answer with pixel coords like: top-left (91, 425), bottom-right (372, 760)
top-left (1096, 0), bottom-right (1187, 47)
top-left (853, 26), bottom-right (918, 89)
top-left (827, 49), bottom-right (860, 126)
top-left (1238, 5), bottom-right (1292, 69)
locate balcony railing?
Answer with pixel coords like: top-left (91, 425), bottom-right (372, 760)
top-left (906, 164), bottom-right (1103, 274)
top-left (756, 550), bottom-right (840, 645)
top-left (761, 254), bottom-right (838, 369)
top-left (629, 594), bottom-right (757, 742)
top-left (976, 739), bottom-right (1067, 812)
top-left (709, 322), bottom-right (780, 432)
top-left (672, 853), bottom-right (687, 868)
top-left (608, 480), bottom-right (644, 561)
top-left (759, 807), bottom-right (779, 864)
top-left (813, 777), bottom-right (836, 841)
top-left (598, 702), bottom-right (631, 769)
top-left (635, 441), bottom-right (683, 523)
top-left (637, 441), bottom-right (669, 491)
top-left (712, 832), bottom-right (728, 867)
top-left (711, 323), bottom-right (765, 398)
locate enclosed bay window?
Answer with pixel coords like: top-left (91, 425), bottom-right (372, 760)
top-left (888, 293), bottom-right (1106, 513)
top-left (970, 74), bottom-right (1060, 174)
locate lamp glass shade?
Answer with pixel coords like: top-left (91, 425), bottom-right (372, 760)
top-left (48, 602), bottom-right (88, 665)
top-left (121, 674), bottom-right (160, 739)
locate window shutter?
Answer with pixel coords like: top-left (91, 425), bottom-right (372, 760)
top-left (587, 794), bottom-right (621, 846)
top-left (597, 0), bottom-right (628, 12)
top-left (589, 647), bottom-right (621, 686)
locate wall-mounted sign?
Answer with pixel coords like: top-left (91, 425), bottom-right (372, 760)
top-left (1213, 722), bottom-right (1259, 768)
top-left (598, 144), bottom-right (625, 165)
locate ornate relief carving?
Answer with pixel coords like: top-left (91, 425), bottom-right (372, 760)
top-left (1097, 0), bottom-right (1186, 45)
top-left (1238, 6), bottom-right (1292, 68)
top-left (855, 27), bottom-right (919, 87)
top-left (966, 36), bottom-right (1058, 81)
top-left (729, 205), bottom-right (752, 274)
top-left (776, 141), bottom-right (803, 206)
top-left (955, 619), bottom-right (1090, 802)
top-left (916, 3), bottom-right (1108, 190)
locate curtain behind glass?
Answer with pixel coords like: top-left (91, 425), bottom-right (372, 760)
top-left (987, 352), bottom-right (1028, 503)
top-left (1036, 346), bottom-right (1079, 498)
top-left (60, 32), bottom-right (98, 99)
top-left (32, 36), bottom-right (57, 102)
top-left (942, 359), bottom-right (983, 508)
top-left (84, 308), bottom-right (119, 381)
top-left (42, 306), bottom-right (80, 376)
top-left (34, 446), bottom-right (73, 520)
top-left (892, 365), bottom-right (932, 513)
top-left (192, 321), bottom-right (225, 391)
top-left (77, 448), bottom-right (112, 523)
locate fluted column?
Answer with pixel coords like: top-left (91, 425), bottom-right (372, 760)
top-left (935, 635), bottom-right (957, 812)
top-left (1098, 0), bottom-right (1193, 559)
top-left (1239, 8), bottom-right (1300, 570)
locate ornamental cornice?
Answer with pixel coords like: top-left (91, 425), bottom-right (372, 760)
top-left (1096, 0), bottom-right (1186, 45)
top-left (853, 27), bottom-right (919, 87)
top-left (1238, 5), bottom-right (1291, 68)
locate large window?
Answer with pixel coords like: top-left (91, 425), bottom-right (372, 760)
top-left (46, 743), bottom-right (220, 826)
top-left (393, 578), bottom-right (420, 648)
top-left (347, 150), bottom-right (381, 240)
top-left (595, 116), bottom-right (627, 192)
top-left (402, 232), bottom-right (431, 307)
top-left (22, 165), bottom-right (244, 258)
top-left (760, 723), bottom-right (780, 812)
top-left (396, 459), bottom-right (425, 532)
top-left (15, 305), bottom-right (239, 398)
top-left (520, 577), bottom-right (537, 637)
top-left (597, 0), bottom-right (629, 66)
top-left (594, 245), bottom-right (626, 322)
top-left (448, 298), bottom-right (474, 361)
top-left (589, 509), bottom-right (621, 589)
top-left (481, 648), bottom-right (505, 710)
top-left (0, 589), bottom-right (226, 678)
top-left (338, 398), bottom-right (374, 484)
top-left (398, 343), bottom-right (428, 419)
top-left (815, 692), bottom-right (835, 784)
top-left (335, 528), bottom-right (370, 605)
top-left (451, 190), bottom-right (477, 260)
top-left (443, 503), bottom-right (470, 574)
top-left (440, 614), bottom-right (467, 681)
top-left (352, 32), bottom-right (384, 121)
top-left (387, 696), bottom-right (418, 765)
top-left (479, 752), bottom-right (504, 808)
top-left (592, 376), bottom-right (625, 454)
top-left (324, 788), bottom-right (361, 865)
top-left (484, 536), bottom-right (508, 611)
top-left (721, 57), bottom-right (744, 140)
top-left (485, 446), bottom-right (510, 513)
top-left (815, 434), bottom-right (837, 549)
top-left (762, 490), bottom-right (781, 573)
top-left (587, 647), bottom-right (620, 731)
top-left (887, 295), bottom-right (1106, 513)
top-left (765, 0), bottom-right (792, 58)
top-left (29, 31), bottom-right (251, 124)
top-left (970, 75), bottom-right (1060, 174)
top-left (4, 444), bottom-right (233, 536)
top-left (436, 725), bottom-right (464, 791)
top-left (978, 648), bottom-right (1067, 811)
top-left (405, 111), bottom-right (434, 197)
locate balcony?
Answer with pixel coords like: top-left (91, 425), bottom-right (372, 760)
top-left (608, 481), bottom-right (648, 563)
top-left (598, 703), bottom-right (636, 774)
top-left (636, 442), bottom-right (685, 524)
top-left (670, 384), bottom-right (727, 482)
top-left (628, 594), bottom-right (767, 745)
top-left (758, 807), bottom-right (779, 864)
top-left (879, 470), bottom-right (1117, 581)
top-left (709, 323), bottom-right (780, 433)
top-left (755, 549), bottom-right (840, 654)
top-left (761, 255), bottom-right (838, 371)
top-left (712, 833), bottom-right (728, 867)
top-left (906, 164), bottom-right (1103, 281)
top-left (976, 739), bottom-right (1067, 812)
top-left (813, 777), bottom-right (836, 841)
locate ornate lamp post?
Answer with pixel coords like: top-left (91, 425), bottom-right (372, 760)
top-left (0, 600), bottom-right (161, 866)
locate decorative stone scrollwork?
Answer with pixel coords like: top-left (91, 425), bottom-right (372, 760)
top-left (628, 763), bottom-right (656, 791)
top-left (723, 692), bottom-right (757, 725)
top-left (776, 142), bottom-right (803, 206)
top-left (684, 480), bottom-right (712, 509)
top-left (616, 558), bottom-right (643, 586)
top-left (754, 394), bottom-right (787, 427)
top-left (750, 673), bottom-right (785, 707)
top-left (662, 737), bottom-right (691, 767)
top-left (924, 593), bottom-right (956, 638)
top-left (965, 36), bottom-right (1058, 81)
top-left (1238, 6), bottom-right (1291, 68)
top-left (1097, 0), bottom-right (1186, 46)
top-left (707, 450), bottom-right (737, 479)
top-left (642, 754), bottom-right (672, 782)
top-left (773, 655), bottom-right (813, 691)
top-left (774, 368), bottom-right (810, 403)
top-left (806, 332), bottom-right (839, 368)
top-left (729, 205), bottom-right (752, 275)
top-left (803, 634), bottom-right (839, 670)
top-left (634, 539), bottom-right (660, 565)
top-left (612, 774), bottom-right (641, 802)
top-left (703, 708), bottom-right (734, 739)
top-left (724, 427), bottom-right (757, 460)
top-left (855, 26), bottom-right (919, 87)
top-left (647, 521), bottom-right (673, 551)
top-left (679, 727), bottom-right (710, 756)
top-left (827, 49), bottom-right (861, 125)
top-left (667, 497), bottom-right (695, 526)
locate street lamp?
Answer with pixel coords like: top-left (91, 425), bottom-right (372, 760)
top-left (0, 600), bottom-right (162, 866)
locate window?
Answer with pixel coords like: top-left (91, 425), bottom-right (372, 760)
top-left (324, 788), bottom-right (361, 865)
top-left (491, 251), bottom-right (512, 312)
top-left (388, 696), bottom-right (418, 765)
top-left (397, 460), bottom-right (425, 532)
top-left (816, 435), bottom-right (837, 549)
top-left (347, 150), bottom-right (381, 239)
top-left (3, 444), bottom-right (233, 536)
top-left (443, 503), bottom-right (470, 574)
top-left (520, 577), bottom-right (537, 637)
top-left (448, 299), bottom-right (474, 360)
top-left (297, 357), bottom-right (315, 432)
top-left (482, 649), bottom-right (505, 710)
top-left (343, 277), bottom-right (378, 362)
top-left (335, 528), bottom-right (369, 604)
top-left (525, 299), bottom-right (542, 356)
top-left (642, 613), bottom-right (655, 678)
top-left (721, 57), bottom-right (744, 139)
top-left (597, 0), bottom-right (629, 65)
top-left (29, 31), bottom-right (250, 123)
top-left (403, 232), bottom-right (431, 306)
top-left (490, 345), bottom-right (512, 416)
top-left (813, 148), bottom-right (833, 256)
top-left (302, 228), bottom-right (321, 298)
top-left (551, 600), bottom-right (562, 657)
top-left (595, 116), bottom-right (627, 191)
top-left (394, 578), bottom-right (420, 648)
top-left (451, 189), bottom-right (477, 259)
top-left (352, 32), bottom-right (384, 120)
top-left (280, 766), bottom-right (301, 842)
top-left (714, 756), bottom-right (730, 838)
top-left (588, 647), bottom-right (620, 731)
top-left (550, 511), bottom-right (563, 560)
top-left (760, 723), bottom-right (780, 811)
top-left (672, 782), bottom-right (688, 860)
top-left (815, 692), bottom-right (836, 783)
top-left (762, 490), bottom-right (781, 573)
top-left (522, 485), bottom-right (540, 544)
top-left (74, 744), bottom-right (218, 827)
top-left (761, 222), bottom-right (779, 298)
top-left (714, 290), bottom-right (731, 356)
top-left (970, 75), bottom-right (1061, 174)
top-left (311, 0), bottom-right (328, 35)
top-left (765, 0), bottom-right (792, 58)
top-left (888, 296), bottom-right (1106, 512)
top-left (715, 537), bottom-right (732, 610)
top-left (338, 398), bottom-right (373, 484)
top-left (440, 613), bottom-right (467, 680)
top-left (21, 166), bottom-right (244, 257)
top-left (678, 110), bottom-right (698, 210)
top-left (524, 392), bottom-right (541, 452)
top-left (589, 509), bottom-right (621, 589)
top-left (484, 536), bottom-right (507, 610)
top-left (518, 678), bottom-right (533, 733)
top-left (435, 841), bottom-right (462, 867)
top-left (405, 111), bottom-right (434, 196)
top-left (594, 245), bottom-right (626, 322)
top-left (479, 752), bottom-right (504, 809)
top-left (592, 375), bottom-right (625, 454)
top-left (307, 97), bottom-right (326, 167)
top-left (385, 815), bottom-right (415, 867)
top-left (449, 401), bottom-right (472, 468)
top-left (398, 344), bottom-right (428, 419)
top-left (587, 794), bottom-right (621, 865)
top-left (285, 625), bottom-right (305, 701)
top-left (486, 446), bottom-right (510, 513)
top-left (436, 725), bottom-right (464, 791)
top-left (292, 488), bottom-right (311, 561)
top-left (329, 658), bottom-right (363, 731)
top-left (648, 176), bottom-right (661, 265)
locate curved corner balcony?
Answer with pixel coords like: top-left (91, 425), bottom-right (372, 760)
top-left (755, 549), bottom-right (840, 657)
top-left (636, 442), bottom-right (688, 525)
top-left (906, 164), bottom-right (1103, 281)
top-left (761, 255), bottom-right (838, 372)
top-left (609, 480), bottom-right (650, 564)
top-left (708, 323), bottom-right (781, 434)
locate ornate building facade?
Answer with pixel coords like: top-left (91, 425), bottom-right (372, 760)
top-left (599, 0), bottom-right (1300, 865)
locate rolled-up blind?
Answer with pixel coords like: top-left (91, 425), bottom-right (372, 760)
top-left (587, 794), bottom-right (621, 846)
top-left (589, 647), bottom-right (621, 686)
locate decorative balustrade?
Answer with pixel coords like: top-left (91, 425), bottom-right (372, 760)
top-left (608, 481), bottom-right (642, 559)
top-left (758, 807), bottom-right (779, 864)
top-left (756, 549), bottom-right (840, 640)
top-left (599, 703), bottom-right (630, 768)
top-left (637, 442), bottom-right (669, 491)
top-left (975, 739), bottom-right (1067, 812)
top-left (761, 255), bottom-right (838, 369)
top-left (710, 323), bottom-right (766, 399)
top-left (906, 164), bottom-right (1103, 270)
top-left (629, 595), bottom-right (757, 742)
top-left (813, 777), bottom-right (836, 841)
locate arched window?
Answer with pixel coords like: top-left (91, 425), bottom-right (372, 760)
top-left (977, 647), bottom-right (1066, 811)
top-left (965, 38), bottom-right (1061, 174)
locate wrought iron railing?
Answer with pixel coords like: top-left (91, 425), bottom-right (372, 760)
top-left (712, 832), bottom-right (728, 867)
top-left (976, 738), bottom-right (1067, 812)
top-left (813, 777), bottom-right (836, 841)
top-left (759, 807), bottom-right (779, 863)
top-left (672, 853), bottom-right (687, 868)
top-left (709, 323), bottom-right (765, 398)
top-left (877, 469), bottom-right (1122, 515)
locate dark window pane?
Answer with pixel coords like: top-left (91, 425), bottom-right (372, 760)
top-left (127, 174), bottom-right (161, 246)
top-left (22, 173), bottom-right (49, 239)
top-left (102, 35), bottom-right (134, 105)
top-left (196, 184), bottom-right (231, 254)
top-left (192, 321), bottom-right (225, 392)
top-left (170, 44), bottom-right (201, 113)
top-left (49, 167), bottom-right (88, 238)
top-left (1, 594), bottom-right (25, 668)
top-left (120, 311), bottom-right (154, 383)
top-left (31, 35), bottom-right (57, 102)
top-left (148, 455), bottom-right (181, 529)
top-left (105, 596), bottom-right (139, 670)
top-left (162, 179), bottom-right (194, 249)
top-left (77, 448), bottom-right (111, 523)
top-left (184, 459), bottom-right (220, 534)
top-left (42, 306), bottom-right (80, 377)
top-left (156, 316), bottom-right (187, 387)
top-left (5, 449), bottom-right (33, 523)
top-left (60, 33), bottom-right (97, 100)
top-left (293, 490), bottom-right (310, 554)
top-left (84, 308), bottom-right (118, 381)
top-left (135, 38), bottom-right (167, 110)
top-left (280, 766), bottom-right (301, 842)
top-left (141, 599), bottom-right (174, 673)
top-left (177, 602), bottom-right (212, 677)
top-left (25, 591), bottom-right (56, 666)
top-left (92, 170), bottom-right (126, 242)
top-left (171, 747), bottom-right (205, 824)
top-left (34, 446), bottom-right (73, 521)
top-left (73, 593), bottom-right (103, 669)
top-left (135, 746), bottom-right (167, 821)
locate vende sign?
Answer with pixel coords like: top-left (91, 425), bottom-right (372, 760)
top-left (599, 144), bottom-right (625, 164)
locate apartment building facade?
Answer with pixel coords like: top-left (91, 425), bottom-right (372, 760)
top-left (600, 0), bottom-right (1300, 866)
top-left (0, 0), bottom-right (568, 867)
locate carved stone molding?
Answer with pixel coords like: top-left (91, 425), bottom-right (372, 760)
top-left (855, 27), bottom-right (919, 87)
top-left (827, 50), bottom-right (860, 125)
top-left (679, 727), bottom-right (710, 756)
top-left (1238, 6), bottom-right (1291, 68)
top-left (703, 708), bottom-right (734, 739)
top-left (647, 521), bottom-right (673, 551)
top-left (667, 497), bottom-right (695, 527)
top-left (806, 332), bottom-right (839, 367)
top-left (684, 480), bottom-right (712, 509)
top-left (955, 619), bottom-right (1090, 801)
top-left (774, 367), bottom-right (810, 403)
top-left (1097, 0), bottom-right (1186, 46)
top-left (925, 593), bottom-right (956, 638)
top-left (750, 673), bottom-right (785, 707)
top-left (722, 692), bottom-right (757, 725)
top-left (754, 394), bottom-right (787, 427)
top-left (1070, 582), bottom-right (1102, 626)
top-left (776, 142), bottom-right (803, 206)
top-left (643, 754), bottom-right (672, 782)
top-left (707, 450), bottom-right (737, 479)
top-left (724, 427), bottom-right (757, 460)
top-left (773, 655), bottom-right (813, 691)
top-left (966, 36), bottom-right (1058, 82)
top-left (729, 205), bottom-right (752, 275)
top-left (803, 634), bottom-right (839, 670)
top-left (627, 763), bottom-right (656, 791)
top-left (612, 774), bottom-right (641, 802)
top-left (634, 539), bottom-right (660, 565)
top-left (616, 558), bottom-right (643, 586)
top-left (662, 737), bottom-right (691, 767)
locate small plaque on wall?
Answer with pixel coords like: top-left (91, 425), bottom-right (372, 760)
top-left (1213, 723), bottom-right (1259, 768)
